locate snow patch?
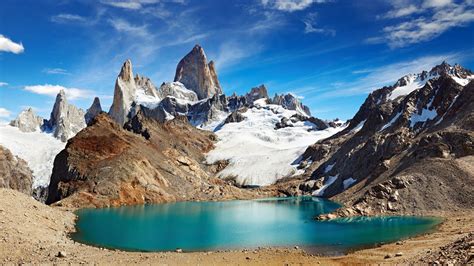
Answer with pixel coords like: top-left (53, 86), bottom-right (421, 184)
top-left (0, 125), bottom-right (65, 188)
top-left (409, 97), bottom-right (437, 128)
top-left (324, 163), bottom-right (334, 173)
top-left (379, 111), bottom-right (402, 132)
top-left (206, 104), bottom-right (344, 186)
top-left (343, 177), bottom-right (357, 190)
top-left (351, 119), bottom-right (366, 133)
top-left (312, 174), bottom-right (339, 197)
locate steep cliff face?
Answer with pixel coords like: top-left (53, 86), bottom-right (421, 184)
top-left (47, 90), bottom-right (87, 142)
top-left (0, 145), bottom-right (33, 195)
top-left (46, 113), bottom-right (256, 208)
top-left (298, 63), bottom-right (474, 217)
top-left (174, 45), bottom-right (223, 100)
top-left (108, 60), bottom-right (138, 126)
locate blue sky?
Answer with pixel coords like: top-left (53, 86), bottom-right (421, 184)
top-left (0, 0), bottom-right (473, 121)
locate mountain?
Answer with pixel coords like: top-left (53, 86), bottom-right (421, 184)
top-left (45, 89), bottom-right (87, 142)
top-left (174, 44), bottom-right (222, 100)
top-left (0, 145), bottom-right (33, 195)
top-left (9, 108), bottom-right (44, 132)
top-left (46, 113), bottom-right (261, 207)
top-left (85, 97), bottom-right (102, 124)
top-left (271, 93), bottom-right (311, 116)
top-left (298, 62), bottom-right (474, 217)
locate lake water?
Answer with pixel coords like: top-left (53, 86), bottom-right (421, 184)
top-left (72, 197), bottom-right (440, 254)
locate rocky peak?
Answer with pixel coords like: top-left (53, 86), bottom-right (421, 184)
top-left (429, 61), bottom-right (473, 79)
top-left (119, 59), bottom-right (133, 82)
top-left (245, 84), bottom-right (269, 103)
top-left (271, 93), bottom-right (311, 116)
top-left (9, 107), bottom-right (44, 132)
top-left (47, 90), bottom-right (87, 142)
top-left (174, 44), bottom-right (223, 100)
top-left (109, 59), bottom-right (138, 126)
top-left (85, 97), bottom-right (103, 124)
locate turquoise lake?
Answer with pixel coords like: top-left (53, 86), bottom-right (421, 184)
top-left (72, 197), bottom-right (440, 254)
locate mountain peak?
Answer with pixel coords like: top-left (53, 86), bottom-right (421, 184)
top-left (174, 45), bottom-right (222, 99)
top-left (119, 59), bottom-right (134, 82)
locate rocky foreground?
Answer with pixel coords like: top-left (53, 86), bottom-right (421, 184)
top-left (0, 188), bottom-right (473, 265)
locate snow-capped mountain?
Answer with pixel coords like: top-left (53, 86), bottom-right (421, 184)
top-left (206, 99), bottom-right (343, 186)
top-left (4, 90), bottom-right (101, 191)
top-left (105, 45), bottom-right (342, 186)
top-left (299, 62), bottom-right (474, 216)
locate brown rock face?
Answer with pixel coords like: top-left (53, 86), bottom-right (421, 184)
top-left (300, 63), bottom-right (474, 216)
top-left (174, 45), bottom-right (223, 100)
top-left (45, 113), bottom-right (256, 208)
top-left (0, 145), bottom-right (33, 195)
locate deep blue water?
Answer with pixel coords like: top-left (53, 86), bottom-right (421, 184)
top-left (72, 197), bottom-right (440, 253)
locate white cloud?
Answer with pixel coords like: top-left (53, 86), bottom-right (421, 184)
top-left (261, 0), bottom-right (326, 12)
top-left (0, 108), bottom-right (11, 118)
top-left (0, 35), bottom-right (24, 54)
top-left (303, 12), bottom-right (335, 35)
top-left (378, 5), bottom-right (420, 19)
top-left (51, 13), bottom-right (87, 23)
top-left (422, 0), bottom-right (453, 8)
top-left (0, 82), bottom-right (8, 87)
top-left (24, 84), bottom-right (93, 100)
top-left (43, 68), bottom-right (70, 75)
top-left (373, 1), bottom-right (474, 48)
top-left (100, 0), bottom-right (162, 10)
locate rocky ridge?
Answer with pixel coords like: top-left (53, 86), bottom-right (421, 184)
top-left (297, 62), bottom-right (474, 217)
top-left (46, 113), bottom-right (265, 208)
top-left (9, 108), bottom-right (44, 132)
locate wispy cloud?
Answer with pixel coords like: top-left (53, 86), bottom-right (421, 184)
top-left (42, 68), bottom-right (70, 75)
top-left (24, 84), bottom-right (94, 100)
top-left (108, 18), bottom-right (150, 38)
top-left (261, 0), bottom-right (327, 12)
top-left (0, 107), bottom-right (11, 118)
top-left (371, 0), bottom-right (474, 48)
top-left (0, 82), bottom-right (8, 87)
top-left (303, 12), bottom-right (335, 35)
top-left (51, 13), bottom-right (87, 23)
top-left (0, 34), bottom-right (24, 54)
top-left (100, 0), bottom-right (160, 10)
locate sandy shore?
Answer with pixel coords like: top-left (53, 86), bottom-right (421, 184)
top-left (0, 188), bottom-right (472, 265)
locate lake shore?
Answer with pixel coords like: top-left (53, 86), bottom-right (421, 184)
top-left (0, 188), bottom-right (472, 265)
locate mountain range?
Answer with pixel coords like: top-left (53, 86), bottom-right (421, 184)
top-left (0, 46), bottom-right (473, 217)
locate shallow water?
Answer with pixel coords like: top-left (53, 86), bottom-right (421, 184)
top-left (72, 197), bottom-right (440, 253)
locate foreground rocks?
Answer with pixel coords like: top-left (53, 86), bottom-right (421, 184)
top-left (0, 146), bottom-right (33, 195)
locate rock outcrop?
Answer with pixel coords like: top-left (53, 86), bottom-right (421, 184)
top-left (271, 93), bottom-right (311, 116)
top-left (109, 60), bottom-right (138, 126)
top-left (0, 145), bottom-right (33, 195)
top-left (300, 62), bottom-right (474, 216)
top-left (85, 97), bottom-right (102, 124)
top-left (45, 113), bottom-right (257, 208)
top-left (46, 90), bottom-right (87, 142)
top-left (174, 45), bottom-right (223, 100)
top-left (245, 85), bottom-right (269, 104)
top-left (157, 82), bottom-right (198, 102)
top-left (9, 108), bottom-right (44, 132)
